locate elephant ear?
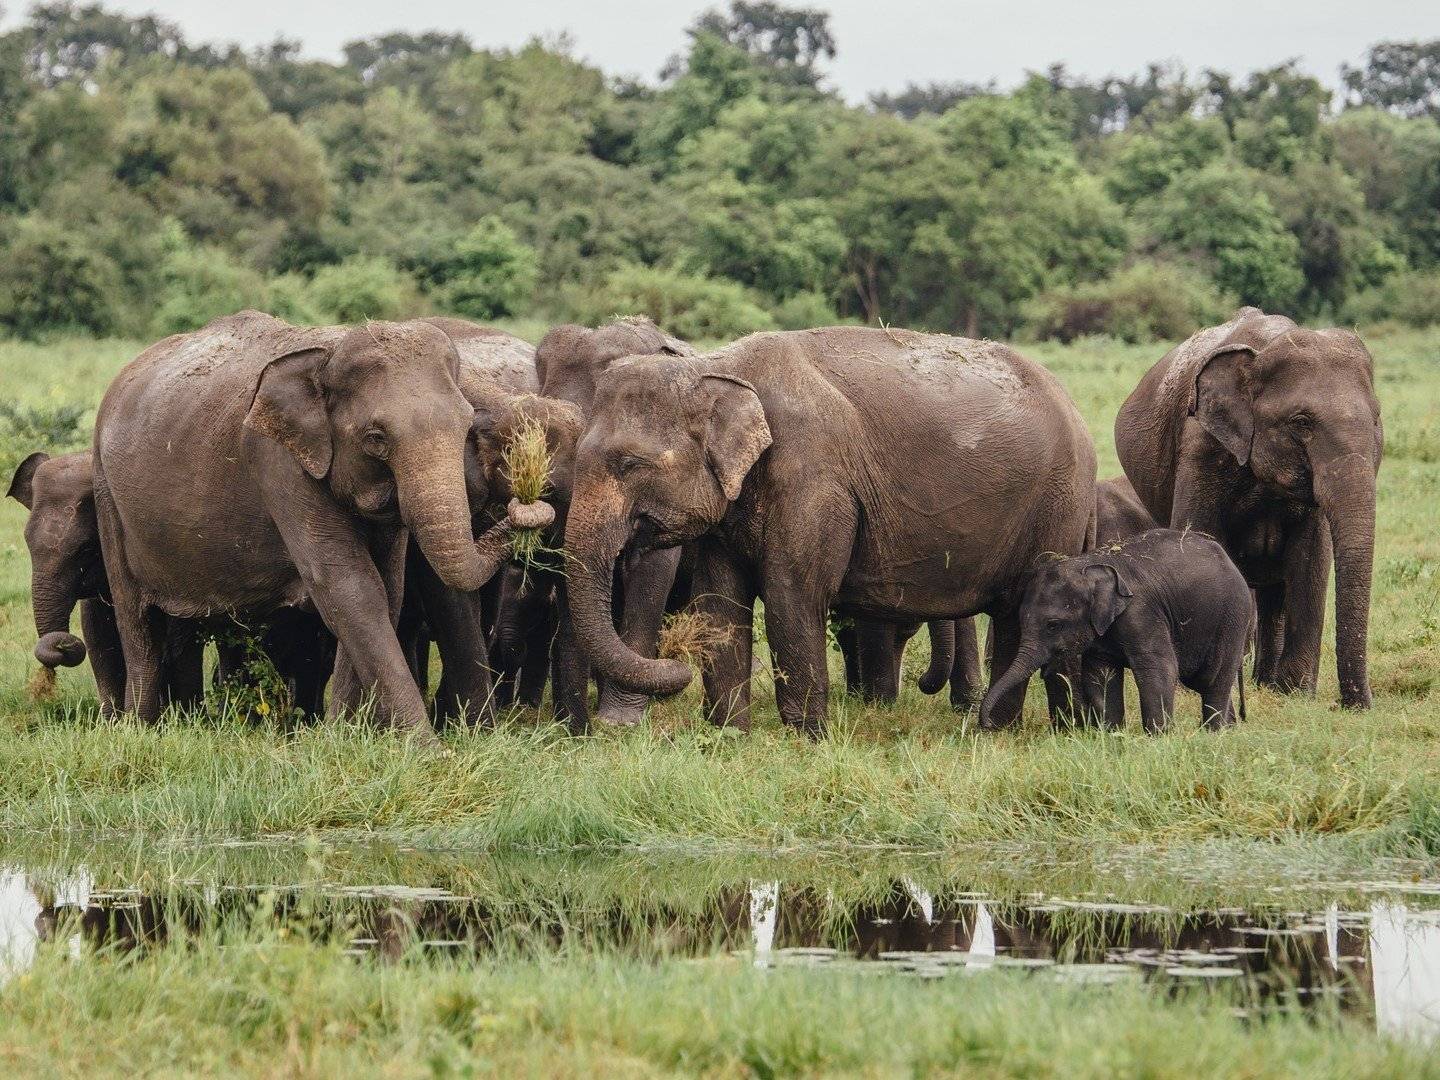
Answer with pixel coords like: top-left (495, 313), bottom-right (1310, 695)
top-left (6, 451), bottom-right (50, 510)
top-left (1191, 344), bottom-right (1257, 465)
top-left (1086, 564), bottom-right (1133, 636)
top-left (698, 373), bottom-right (772, 502)
top-left (244, 347), bottom-right (334, 480)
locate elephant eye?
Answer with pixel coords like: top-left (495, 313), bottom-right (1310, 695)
top-left (616, 454), bottom-right (650, 477)
top-left (1288, 413), bottom-right (1314, 434)
top-left (363, 430), bottom-right (390, 460)
top-left (1046, 619), bottom-right (1063, 632)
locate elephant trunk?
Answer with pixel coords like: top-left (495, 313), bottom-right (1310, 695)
top-left (1316, 454), bottom-right (1376, 709)
top-left (979, 638), bottom-right (1047, 729)
top-left (565, 475), bottom-right (691, 696)
top-left (392, 436), bottom-right (496, 593)
top-left (31, 573), bottom-right (86, 668)
top-left (917, 620), bottom-right (956, 695)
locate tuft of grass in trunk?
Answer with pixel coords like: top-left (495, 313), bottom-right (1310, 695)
top-left (657, 610), bottom-right (733, 673)
top-left (499, 414), bottom-right (553, 568)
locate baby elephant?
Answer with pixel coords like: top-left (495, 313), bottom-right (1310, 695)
top-left (981, 529), bottom-right (1251, 733)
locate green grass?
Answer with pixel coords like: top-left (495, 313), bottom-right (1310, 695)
top-left (2, 326), bottom-right (1438, 1073)
top-left (2, 930), bottom-right (1435, 1079)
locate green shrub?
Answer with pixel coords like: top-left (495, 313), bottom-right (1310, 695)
top-left (264, 273), bottom-right (328, 325)
top-left (152, 244), bottom-right (269, 336)
top-left (1343, 269), bottom-right (1440, 328)
top-left (577, 264), bottom-right (776, 342)
top-left (0, 401), bottom-right (89, 479)
top-left (306, 256), bottom-right (422, 323)
top-left (428, 217), bottom-right (538, 319)
top-left (770, 290), bottom-right (846, 330)
top-left (0, 217), bottom-right (125, 338)
top-left (1023, 261), bottom-right (1234, 343)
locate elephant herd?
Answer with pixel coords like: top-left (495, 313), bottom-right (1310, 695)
top-left (7, 305), bottom-right (1382, 743)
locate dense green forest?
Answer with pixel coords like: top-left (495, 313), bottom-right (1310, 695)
top-left (1, 1), bottom-right (1438, 343)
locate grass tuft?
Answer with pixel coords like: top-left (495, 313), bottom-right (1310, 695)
top-left (499, 413), bottom-right (553, 566)
top-left (657, 610), bottom-right (733, 673)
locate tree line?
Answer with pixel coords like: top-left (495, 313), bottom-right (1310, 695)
top-left (1, 0), bottom-right (1438, 343)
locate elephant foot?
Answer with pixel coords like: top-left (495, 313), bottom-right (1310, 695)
top-left (1265, 667), bottom-right (1317, 696)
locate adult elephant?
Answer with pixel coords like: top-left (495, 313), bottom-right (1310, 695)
top-left (534, 317), bottom-right (695, 728)
top-left (1115, 308), bottom-right (1381, 709)
top-left (93, 311), bottom-right (546, 739)
top-left (563, 328), bottom-right (1097, 735)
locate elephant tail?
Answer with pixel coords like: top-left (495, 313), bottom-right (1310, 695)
top-left (1237, 665), bottom-right (1247, 724)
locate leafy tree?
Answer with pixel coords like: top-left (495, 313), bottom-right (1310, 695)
top-left (1331, 109), bottom-right (1440, 268)
top-left (687, 2), bottom-right (836, 90)
top-left (1143, 161), bottom-right (1304, 312)
top-left (0, 214), bottom-right (125, 336)
top-left (152, 236), bottom-right (269, 335)
top-left (17, 1), bottom-right (220, 87)
top-left (306, 255), bottom-right (421, 322)
top-left (1342, 41), bottom-right (1440, 119)
top-left (869, 81), bottom-right (994, 119)
top-left (1103, 116), bottom-right (1227, 205)
top-left (426, 217), bottom-right (538, 319)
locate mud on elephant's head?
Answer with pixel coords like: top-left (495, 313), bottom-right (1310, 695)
top-left (244, 320), bottom-right (495, 591)
top-left (561, 357), bottom-right (773, 698)
top-left (7, 451), bottom-right (105, 669)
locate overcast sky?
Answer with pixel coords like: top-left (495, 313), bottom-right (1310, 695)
top-left (5, 1), bottom-right (1439, 100)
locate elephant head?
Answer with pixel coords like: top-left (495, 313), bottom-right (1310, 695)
top-left (564, 358), bottom-right (772, 695)
top-left (465, 389), bottom-right (585, 515)
top-left (535, 317), bottom-right (693, 413)
top-left (1190, 326), bottom-right (1382, 707)
top-left (980, 559), bottom-right (1131, 728)
top-left (7, 451), bottom-right (105, 670)
top-left (244, 320), bottom-right (494, 592)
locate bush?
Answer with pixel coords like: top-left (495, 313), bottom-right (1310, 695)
top-left (305, 256), bottom-right (423, 323)
top-left (152, 243), bottom-right (270, 336)
top-left (265, 273), bottom-right (328, 325)
top-left (0, 217), bottom-right (125, 338)
top-left (428, 217), bottom-right (538, 319)
top-left (1343, 270), bottom-right (1440, 328)
top-left (0, 401), bottom-right (89, 480)
top-left (1023, 261), bottom-right (1234, 344)
top-left (770, 290), bottom-right (846, 330)
top-left (576, 264), bottom-right (776, 342)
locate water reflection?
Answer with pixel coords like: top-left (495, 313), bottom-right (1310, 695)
top-left (1, 866), bottom-right (1437, 1039)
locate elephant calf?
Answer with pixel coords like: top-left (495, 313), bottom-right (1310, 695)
top-left (981, 529), bottom-right (1251, 733)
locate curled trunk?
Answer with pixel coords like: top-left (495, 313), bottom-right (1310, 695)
top-left (1316, 458), bottom-right (1376, 709)
top-left (565, 480), bottom-right (692, 696)
top-left (31, 574), bottom-right (86, 668)
top-left (917, 620), bottom-right (956, 695)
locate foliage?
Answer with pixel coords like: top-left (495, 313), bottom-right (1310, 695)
top-left (1024, 260), bottom-right (1234, 343)
top-left (0, 4), bottom-right (1439, 340)
top-left (1344, 269), bottom-right (1440, 327)
top-left (304, 255), bottom-right (423, 323)
top-left (576, 263), bottom-right (777, 342)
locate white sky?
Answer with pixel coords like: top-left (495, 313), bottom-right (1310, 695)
top-left (3, 1), bottom-right (1438, 100)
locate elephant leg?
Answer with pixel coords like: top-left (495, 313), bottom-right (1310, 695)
top-left (691, 541), bottom-right (756, 731)
top-left (1131, 645), bottom-right (1179, 735)
top-left (396, 543), bottom-right (430, 694)
top-left (1252, 583), bottom-right (1285, 686)
top-left (489, 567), bottom-right (528, 708)
top-left (550, 582), bottom-right (590, 734)
top-left (836, 622), bottom-right (860, 694)
top-left (160, 619), bottom-right (205, 713)
top-left (852, 619), bottom-right (902, 704)
top-left (949, 616), bottom-right (983, 711)
top-left (597, 546), bottom-right (683, 727)
top-left (80, 598), bottom-right (126, 719)
top-left (1275, 515), bottom-right (1329, 695)
top-left (763, 582), bottom-right (835, 737)
top-left (93, 467), bottom-right (166, 722)
top-left (281, 511), bottom-right (432, 739)
top-left (267, 611), bottom-right (334, 721)
top-left (982, 611), bottom-right (1025, 729)
top-left (415, 553), bottom-right (495, 729)
top-left (1043, 651), bottom-right (1083, 727)
top-left (515, 584), bottom-right (557, 709)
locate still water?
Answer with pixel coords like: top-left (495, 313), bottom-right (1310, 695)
top-left (1, 860), bottom-right (1437, 1038)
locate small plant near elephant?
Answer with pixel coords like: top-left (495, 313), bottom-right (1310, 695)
top-left (499, 415), bottom-right (556, 573)
top-left (207, 628), bottom-right (293, 726)
top-left (657, 611), bottom-right (734, 674)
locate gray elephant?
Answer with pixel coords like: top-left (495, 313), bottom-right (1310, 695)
top-left (1115, 308), bottom-right (1382, 708)
top-left (982, 529), bottom-right (1251, 733)
top-left (1073, 475), bottom-right (1160, 726)
top-left (8, 451), bottom-right (128, 713)
top-left (837, 618), bottom-right (983, 707)
top-left (534, 317), bottom-right (696, 728)
top-left (561, 327), bottom-right (1097, 736)
top-left (93, 311), bottom-right (550, 739)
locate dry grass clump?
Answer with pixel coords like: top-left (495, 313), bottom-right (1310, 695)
top-left (657, 611), bottom-right (733, 673)
top-left (26, 665), bottom-right (57, 701)
top-left (500, 415), bottom-right (553, 565)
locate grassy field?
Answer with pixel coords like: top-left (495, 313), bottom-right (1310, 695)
top-left (1, 326), bottom-right (1438, 1074)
